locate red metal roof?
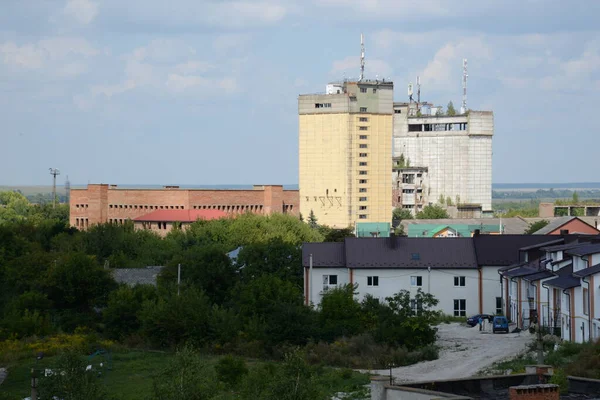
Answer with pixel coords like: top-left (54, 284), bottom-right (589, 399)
top-left (133, 209), bottom-right (228, 223)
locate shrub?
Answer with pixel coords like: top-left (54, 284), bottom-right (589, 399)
top-left (549, 368), bottom-right (569, 394)
top-left (215, 355), bottom-right (249, 386)
top-left (303, 334), bottom-right (438, 369)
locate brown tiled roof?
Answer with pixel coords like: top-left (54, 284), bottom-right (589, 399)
top-left (302, 242), bottom-right (345, 267)
top-left (344, 237), bottom-right (477, 269)
top-left (473, 235), bottom-right (558, 266)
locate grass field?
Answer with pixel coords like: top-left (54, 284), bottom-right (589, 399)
top-left (1, 349), bottom-right (370, 399)
top-left (2, 350), bottom-right (172, 399)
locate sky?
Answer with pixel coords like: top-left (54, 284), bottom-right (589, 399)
top-left (1, 0), bottom-right (599, 186)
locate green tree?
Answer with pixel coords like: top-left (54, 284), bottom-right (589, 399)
top-left (393, 208), bottom-right (413, 221)
top-left (525, 220), bottom-right (550, 235)
top-left (318, 284), bottom-right (362, 341)
top-left (240, 349), bottom-right (325, 400)
top-left (446, 101), bottom-right (456, 116)
top-left (215, 355), bottom-right (248, 386)
top-left (102, 284), bottom-right (157, 340)
top-left (318, 226), bottom-right (355, 242)
top-left (573, 191), bottom-right (580, 204)
top-left (308, 210), bottom-right (318, 229)
top-left (139, 287), bottom-right (213, 348)
top-left (438, 194), bottom-right (445, 205)
top-left (378, 289), bottom-right (439, 348)
top-left (38, 349), bottom-right (113, 400)
top-left (416, 205), bottom-right (450, 219)
top-left (151, 345), bottom-right (221, 400)
top-left (44, 252), bottom-right (116, 311)
top-left (236, 240), bottom-right (302, 286)
top-left (232, 274), bottom-right (318, 346)
top-left (0, 191), bottom-right (31, 223)
top-left (162, 245), bottom-right (236, 304)
top-left (446, 196), bottom-right (453, 206)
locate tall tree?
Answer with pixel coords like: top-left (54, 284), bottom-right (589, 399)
top-left (393, 208), bottom-right (413, 221)
top-left (308, 210), bottom-right (318, 229)
top-left (446, 101), bottom-right (456, 116)
top-left (416, 205), bottom-right (450, 219)
top-left (525, 220), bottom-right (549, 235)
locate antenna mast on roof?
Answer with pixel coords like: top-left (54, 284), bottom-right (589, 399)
top-left (359, 33), bottom-right (365, 82)
top-left (461, 58), bottom-right (468, 114)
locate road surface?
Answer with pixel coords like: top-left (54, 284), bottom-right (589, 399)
top-left (369, 322), bottom-right (533, 383)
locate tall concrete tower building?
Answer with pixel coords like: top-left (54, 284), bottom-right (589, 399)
top-left (299, 80), bottom-right (393, 228)
top-left (392, 103), bottom-right (494, 216)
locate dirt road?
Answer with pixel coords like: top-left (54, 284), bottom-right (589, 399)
top-left (370, 322), bottom-right (534, 383)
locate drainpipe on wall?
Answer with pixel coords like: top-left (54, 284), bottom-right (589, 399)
top-left (583, 276), bottom-right (592, 342)
top-left (511, 277), bottom-right (518, 326)
top-left (498, 269), bottom-right (504, 317)
top-left (531, 281), bottom-right (539, 325)
top-left (563, 288), bottom-right (571, 342)
top-left (427, 266), bottom-right (431, 294)
top-left (542, 282), bottom-right (551, 331)
top-left (309, 253), bottom-right (313, 306)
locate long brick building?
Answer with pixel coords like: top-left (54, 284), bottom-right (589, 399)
top-left (70, 184), bottom-right (299, 230)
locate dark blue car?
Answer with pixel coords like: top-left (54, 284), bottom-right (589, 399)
top-left (466, 314), bottom-right (493, 327)
top-left (493, 316), bottom-right (509, 333)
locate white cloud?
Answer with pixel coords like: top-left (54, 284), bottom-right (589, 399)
top-left (87, 39), bottom-right (239, 104)
top-left (213, 34), bottom-right (251, 52)
top-left (63, 0), bottom-right (99, 24)
top-left (0, 42), bottom-right (44, 69)
top-left (165, 74), bottom-right (237, 93)
top-left (101, 0), bottom-right (288, 30)
top-left (174, 61), bottom-right (214, 75)
top-left (419, 37), bottom-right (491, 89)
top-left (0, 37), bottom-right (98, 76)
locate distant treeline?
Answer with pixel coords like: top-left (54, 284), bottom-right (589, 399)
top-left (493, 189), bottom-right (600, 200)
top-left (9, 190), bottom-right (68, 204)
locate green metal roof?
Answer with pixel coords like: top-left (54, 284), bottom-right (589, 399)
top-left (356, 222), bottom-right (391, 237)
top-left (407, 224), bottom-right (500, 238)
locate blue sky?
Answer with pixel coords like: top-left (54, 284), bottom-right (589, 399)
top-left (1, 0), bottom-right (599, 186)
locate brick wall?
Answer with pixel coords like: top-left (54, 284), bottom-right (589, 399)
top-left (70, 184), bottom-right (300, 229)
top-left (508, 384), bottom-right (559, 400)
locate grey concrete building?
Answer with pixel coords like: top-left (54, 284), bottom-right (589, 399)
top-left (393, 102), bottom-right (494, 216)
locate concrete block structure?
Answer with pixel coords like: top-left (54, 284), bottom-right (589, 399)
top-left (70, 184), bottom-right (299, 230)
top-left (299, 79), bottom-right (393, 228)
top-left (393, 103), bottom-right (494, 215)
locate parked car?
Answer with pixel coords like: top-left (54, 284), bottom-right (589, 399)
top-left (492, 316), bottom-right (509, 333)
top-left (466, 314), bottom-right (494, 327)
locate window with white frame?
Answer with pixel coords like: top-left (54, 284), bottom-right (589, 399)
top-left (496, 297), bottom-right (502, 315)
top-left (454, 276), bottom-right (466, 287)
top-left (367, 276), bottom-right (379, 286)
top-left (322, 274), bottom-right (338, 291)
top-left (410, 276), bottom-right (422, 287)
top-left (410, 299), bottom-right (423, 315)
top-left (454, 299), bottom-right (466, 317)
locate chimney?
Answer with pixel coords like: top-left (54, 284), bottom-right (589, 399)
top-left (595, 219), bottom-right (598, 229)
top-left (560, 229), bottom-right (569, 235)
top-left (509, 384), bottom-right (559, 400)
top-left (474, 229), bottom-right (481, 236)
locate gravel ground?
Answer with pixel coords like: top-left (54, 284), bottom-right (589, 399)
top-left (368, 322), bottom-right (535, 383)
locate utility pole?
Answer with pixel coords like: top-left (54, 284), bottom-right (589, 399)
top-left (49, 168), bottom-right (60, 208)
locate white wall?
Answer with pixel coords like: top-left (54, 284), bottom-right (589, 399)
top-left (307, 267), bottom-right (351, 306)
top-left (307, 267), bottom-right (504, 318)
top-left (482, 266), bottom-right (503, 315)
